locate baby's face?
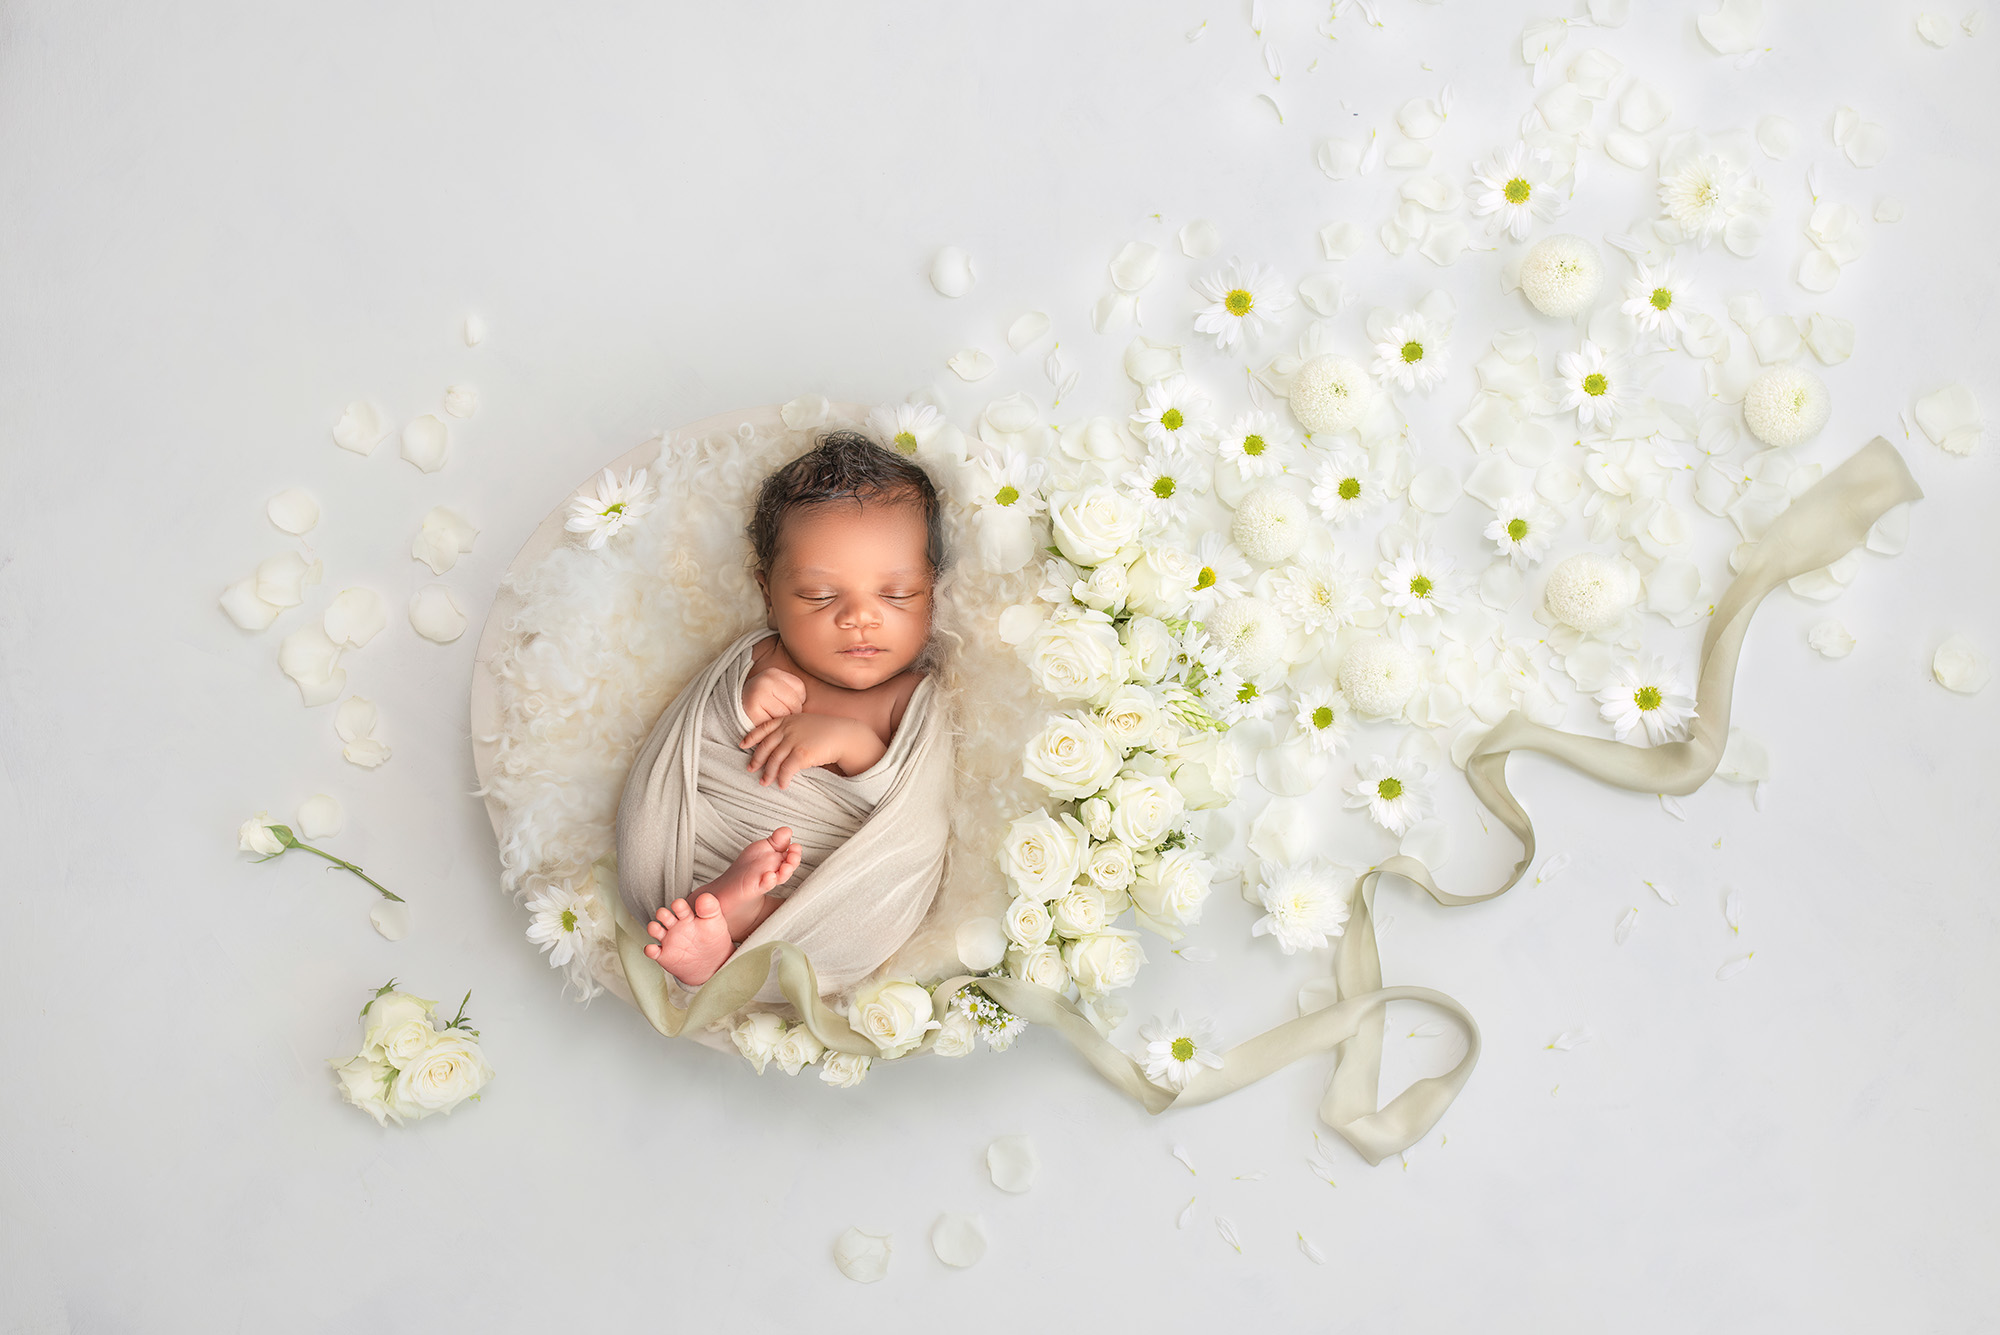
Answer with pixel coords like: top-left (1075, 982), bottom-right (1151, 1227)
top-left (758, 497), bottom-right (933, 691)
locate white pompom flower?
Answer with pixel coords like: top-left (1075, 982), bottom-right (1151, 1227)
top-left (1743, 366), bottom-right (1831, 448)
top-left (1556, 339), bottom-right (1631, 431)
top-left (1469, 142), bottom-right (1564, 241)
top-left (1229, 483), bottom-right (1310, 564)
top-left (1370, 312), bottom-right (1451, 394)
top-left (1192, 257), bottom-right (1294, 351)
top-left (1288, 354), bottom-right (1379, 434)
top-left (1543, 551), bottom-right (1638, 633)
top-left (1377, 543), bottom-right (1461, 617)
top-left (1131, 374), bottom-right (1215, 453)
top-left (1519, 234), bottom-right (1603, 317)
top-left (1594, 655), bottom-right (1698, 745)
top-left (1292, 683), bottom-right (1355, 755)
top-left (1309, 448), bottom-right (1388, 526)
top-left (1344, 755), bottom-right (1434, 836)
top-left (1337, 637), bottom-right (1421, 717)
top-left (1200, 595), bottom-right (1288, 678)
top-left (1251, 857), bottom-right (1353, 954)
top-left (1484, 495), bottom-right (1559, 565)
top-left (1214, 410), bottom-right (1296, 480)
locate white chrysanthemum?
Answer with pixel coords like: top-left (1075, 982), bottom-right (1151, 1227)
top-left (1337, 637), bottom-right (1420, 717)
top-left (1620, 257), bottom-right (1695, 343)
top-left (1470, 142), bottom-right (1563, 241)
top-left (1229, 483), bottom-right (1310, 564)
top-left (1251, 857), bottom-right (1352, 954)
top-left (1377, 543), bottom-right (1461, 617)
top-left (1343, 755), bottom-right (1434, 836)
top-left (1265, 553), bottom-right (1372, 639)
top-left (1137, 1009), bottom-right (1225, 1092)
top-left (1555, 340), bottom-right (1631, 431)
top-left (1120, 449), bottom-right (1210, 530)
top-left (1370, 313), bottom-right (1451, 394)
top-left (866, 401), bottom-right (944, 458)
top-left (564, 466), bottom-right (656, 549)
top-left (1519, 234), bottom-right (1603, 317)
top-left (966, 446), bottom-right (1048, 515)
top-left (1131, 374), bottom-right (1215, 453)
top-left (1484, 495), bottom-right (1559, 565)
top-left (1292, 683), bottom-right (1355, 755)
top-left (1659, 152), bottom-right (1746, 243)
top-left (1214, 410), bottom-right (1295, 479)
top-left (524, 882), bottom-right (594, 969)
top-left (1204, 663), bottom-right (1285, 726)
top-left (1185, 533), bottom-right (1252, 619)
top-left (1200, 595), bottom-right (1287, 678)
top-left (1543, 551), bottom-right (1638, 632)
top-left (1309, 449), bottom-right (1387, 525)
top-left (1192, 258), bottom-right (1294, 351)
top-left (1594, 655), bottom-right (1698, 745)
top-left (1743, 366), bottom-right (1831, 448)
top-left (1288, 355), bottom-right (1379, 434)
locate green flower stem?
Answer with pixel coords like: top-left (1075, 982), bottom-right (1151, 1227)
top-left (273, 829), bottom-right (403, 902)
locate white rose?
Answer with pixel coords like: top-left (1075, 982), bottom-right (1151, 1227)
top-left (996, 602), bottom-right (1049, 646)
top-left (238, 811), bottom-right (287, 856)
top-left (1100, 881), bottom-right (1133, 920)
top-left (1051, 885), bottom-right (1108, 937)
top-left (1120, 616), bottom-right (1177, 684)
top-left (1166, 730), bottom-right (1242, 810)
top-left (1078, 796), bottom-right (1113, 840)
top-left (851, 979), bottom-right (942, 1058)
top-left (1003, 893), bottom-right (1055, 945)
top-left (1062, 929), bottom-right (1148, 996)
top-left (999, 811), bottom-right (1089, 898)
top-left (933, 1008), bottom-right (977, 1058)
top-left (1097, 683), bottom-right (1167, 754)
top-left (1006, 942), bottom-right (1071, 992)
top-left (1131, 847), bottom-right (1215, 941)
top-left (386, 1032), bottom-right (494, 1118)
top-left (359, 991), bottom-right (440, 1064)
top-left (731, 1011), bottom-right (789, 1074)
top-left (1026, 610), bottom-right (1126, 702)
top-left (974, 506), bottom-right (1038, 574)
top-left (1083, 839), bottom-right (1138, 893)
top-left (1106, 772), bottom-right (1186, 849)
top-left (819, 1051), bottom-right (872, 1087)
top-left (1022, 713), bottom-right (1124, 801)
top-left (1072, 559), bottom-right (1131, 614)
top-left (1125, 543), bottom-right (1199, 618)
top-left (328, 1054), bottom-right (396, 1127)
top-left (772, 1022), bottom-right (827, 1076)
top-left (1050, 486), bottom-right (1147, 566)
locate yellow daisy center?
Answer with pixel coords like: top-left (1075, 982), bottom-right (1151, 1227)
top-left (560, 908), bottom-right (578, 932)
top-left (1225, 288), bottom-right (1255, 315)
top-left (1311, 705), bottom-right (1334, 728)
top-left (1409, 574), bottom-right (1432, 598)
top-left (1152, 475), bottom-right (1176, 499)
top-left (1338, 476), bottom-right (1361, 501)
top-left (1377, 776), bottom-right (1403, 800)
top-left (1161, 408), bottom-right (1184, 431)
top-left (1242, 433), bottom-right (1266, 456)
top-left (994, 485), bottom-right (1019, 506)
top-left (1650, 287), bottom-right (1673, 311)
top-left (1401, 340), bottom-right (1424, 364)
top-left (1194, 567), bottom-right (1216, 591)
top-left (1635, 685), bottom-right (1663, 711)
top-left (1171, 1036), bottom-right (1195, 1061)
top-left (1504, 176), bottom-right (1532, 204)
top-left (893, 430), bottom-right (918, 454)
top-left (1583, 373), bottom-right (1608, 396)
top-left (1507, 517), bottom-right (1529, 541)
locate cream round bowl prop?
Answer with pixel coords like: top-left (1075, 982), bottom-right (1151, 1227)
top-left (1542, 551), bottom-right (1639, 632)
top-left (1518, 234), bottom-right (1603, 317)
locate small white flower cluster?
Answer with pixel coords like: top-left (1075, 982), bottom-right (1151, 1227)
top-left (329, 984), bottom-right (494, 1128)
top-left (726, 974), bottom-right (1026, 1082)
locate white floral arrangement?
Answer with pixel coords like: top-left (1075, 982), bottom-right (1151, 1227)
top-left (329, 981), bottom-right (494, 1127)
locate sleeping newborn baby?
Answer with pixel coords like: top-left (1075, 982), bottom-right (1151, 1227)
top-left (614, 428), bottom-right (955, 1000)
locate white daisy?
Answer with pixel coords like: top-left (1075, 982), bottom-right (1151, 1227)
top-left (1344, 755), bottom-right (1434, 836)
top-left (1216, 667), bottom-right (1286, 726)
top-left (1184, 532), bottom-right (1252, 619)
top-left (1131, 374), bottom-right (1215, 453)
top-left (1620, 257), bottom-right (1695, 345)
top-left (524, 882), bottom-right (594, 969)
top-left (866, 401), bottom-right (944, 458)
top-left (1292, 684), bottom-right (1355, 755)
top-left (967, 446), bottom-right (1049, 515)
top-left (1309, 449), bottom-right (1387, 525)
top-left (1266, 553), bottom-right (1373, 640)
top-left (1659, 152), bottom-right (1747, 244)
top-left (1370, 312), bottom-right (1451, 395)
top-left (1120, 449), bottom-right (1210, 530)
top-left (1469, 143), bottom-right (1563, 241)
top-left (1251, 857), bottom-right (1352, 954)
top-left (1595, 656), bottom-right (1698, 745)
top-left (564, 466), bottom-right (656, 549)
top-left (1137, 1009), bottom-right (1226, 1092)
top-left (1377, 543), bottom-right (1461, 617)
top-left (1214, 411), bottom-right (1296, 480)
top-left (1191, 258), bottom-right (1294, 351)
top-left (1196, 661), bottom-right (1249, 725)
top-left (1555, 340), bottom-right (1631, 432)
top-left (1484, 495), bottom-right (1559, 565)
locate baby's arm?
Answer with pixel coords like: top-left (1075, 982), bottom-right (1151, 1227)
top-left (740, 713), bottom-right (886, 788)
top-left (742, 666), bottom-right (806, 725)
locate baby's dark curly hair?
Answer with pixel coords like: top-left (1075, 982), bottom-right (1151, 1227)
top-left (746, 429), bottom-right (951, 585)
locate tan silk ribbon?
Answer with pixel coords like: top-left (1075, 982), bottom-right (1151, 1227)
top-left (605, 437), bottom-right (1921, 1168)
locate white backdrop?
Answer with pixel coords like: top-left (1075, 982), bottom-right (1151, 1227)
top-left (2, 1), bottom-right (1997, 1330)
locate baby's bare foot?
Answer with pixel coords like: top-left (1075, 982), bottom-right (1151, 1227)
top-left (645, 892), bottom-right (734, 986)
top-left (703, 827), bottom-right (804, 938)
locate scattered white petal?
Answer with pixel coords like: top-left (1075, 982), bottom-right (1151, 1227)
top-left (929, 246), bottom-right (975, 298)
top-left (322, 588), bottom-right (386, 649)
top-left (1646, 879), bottom-right (1679, 906)
top-left (1843, 121), bottom-right (1890, 168)
top-left (1385, 139), bottom-right (1432, 169)
top-left (1215, 1216), bottom-right (1243, 1253)
top-left (1255, 92), bottom-right (1284, 125)
top-left (1617, 81), bottom-right (1669, 132)
top-left (342, 737), bottom-right (392, 769)
top-left (1297, 274), bottom-right (1347, 317)
top-left (780, 394), bottom-right (829, 430)
top-left (219, 577), bottom-right (281, 631)
top-left (297, 793), bottom-right (344, 839)
top-left (369, 900), bottom-right (410, 940)
top-left (1934, 635), bottom-right (1990, 693)
top-left (930, 1213), bottom-right (987, 1268)
top-left (833, 1228), bottom-right (892, 1283)
top-left (332, 401), bottom-right (388, 455)
top-left (412, 506), bottom-right (480, 575)
top-left (1172, 1144), bottom-right (1198, 1175)
top-left (409, 584), bottom-right (468, 643)
top-left (1614, 907), bottom-right (1638, 944)
top-left (1659, 794), bottom-right (1688, 821)
top-left (1299, 1232), bottom-right (1326, 1265)
top-left (1697, 0), bottom-right (1763, 54)
top-left (1408, 466), bottom-right (1461, 514)
top-left (987, 1135), bottom-right (1039, 1193)
top-left (1123, 337), bottom-right (1183, 385)
top-left (1874, 196), bottom-right (1904, 223)
top-left (1179, 219), bottom-right (1221, 259)
top-left (1320, 221), bottom-right (1364, 260)
top-left (1798, 250), bottom-right (1841, 294)
top-left (277, 624), bottom-right (345, 707)
top-left (1547, 1028), bottom-right (1593, 1050)
top-left (1317, 137), bottom-right (1363, 181)
top-left (463, 314), bottom-right (486, 346)
top-left (1007, 310), bottom-right (1052, 352)
top-left (1755, 115), bottom-right (1796, 159)
top-left (1715, 728), bottom-right (1771, 785)
top-left (955, 917), bottom-right (1007, 972)
top-left (1919, 12), bottom-right (1959, 43)
top-left (1717, 953), bottom-right (1754, 981)
top-left (266, 488), bottom-right (319, 535)
top-left (1177, 1197), bottom-right (1197, 1228)
top-left (442, 384), bottom-right (478, 419)
top-left (1914, 384), bottom-right (1982, 455)
top-left (1091, 291), bottom-right (1135, 333)
top-left (1408, 1021), bottom-right (1449, 1038)
top-left (1804, 313), bottom-right (1856, 365)
top-left (1186, 19), bottom-right (1207, 41)
top-left (1605, 131), bottom-right (1653, 170)
top-left (947, 347), bottom-right (995, 382)
top-left (400, 414), bottom-right (450, 473)
top-left (1724, 891), bottom-right (1743, 934)
top-left (334, 696), bottom-right (378, 743)
top-left (1808, 620), bottom-right (1856, 658)
top-left (1967, 11), bottom-right (1986, 36)
top-left (255, 551), bottom-right (321, 609)
top-left (1535, 852), bottom-right (1572, 885)
top-left (1397, 91), bottom-right (1449, 140)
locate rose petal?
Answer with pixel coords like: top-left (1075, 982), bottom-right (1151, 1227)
top-left (1569, 48), bottom-right (1622, 99)
top-left (1123, 337), bottom-right (1183, 385)
top-left (1915, 384), bottom-right (1982, 455)
top-left (297, 793), bottom-right (344, 839)
top-left (1715, 726), bottom-right (1770, 783)
top-left (1537, 83), bottom-right (1592, 135)
top-left (986, 1136), bottom-right (1039, 1193)
top-left (1091, 291), bottom-right (1135, 333)
top-left (1319, 221), bottom-right (1364, 260)
top-left (1804, 313), bottom-right (1856, 365)
top-left (955, 917), bottom-right (1008, 971)
top-left (1843, 121), bottom-right (1889, 168)
top-left (930, 1213), bottom-right (987, 1268)
top-left (255, 551), bottom-right (321, 609)
top-left (1397, 96), bottom-right (1446, 140)
top-left (1384, 140), bottom-right (1432, 169)
top-left (412, 506), bottom-right (480, 576)
top-left (369, 900), bottom-right (410, 940)
top-left (1918, 12), bottom-right (1958, 44)
top-left (409, 584), bottom-right (468, 643)
top-left (266, 488), bottom-right (319, 535)
top-left (1408, 466), bottom-right (1461, 514)
top-left (322, 588), bottom-right (386, 649)
top-left (442, 384), bottom-right (478, 419)
top-left (929, 246), bottom-right (975, 298)
top-left (780, 394), bottom-right (830, 430)
top-left (277, 624), bottom-right (345, 707)
top-left (1798, 249), bottom-right (1841, 294)
top-left (1255, 732), bottom-right (1327, 797)
top-left (1755, 115), bottom-right (1796, 159)
top-left (219, 577), bottom-right (282, 631)
top-left (463, 314), bottom-right (486, 346)
top-left (1697, 0), bottom-right (1763, 54)
top-left (1808, 620), bottom-right (1856, 658)
top-left (332, 401), bottom-right (388, 455)
top-left (1751, 316), bottom-right (1803, 364)
top-left (1248, 800), bottom-right (1314, 866)
top-left (334, 695), bottom-right (378, 743)
top-left (833, 1228), bottom-right (892, 1283)
top-left (1419, 218), bottom-right (1468, 266)
top-left (1006, 311), bottom-right (1052, 354)
top-left (1179, 219), bottom-right (1220, 258)
top-left (1316, 138), bottom-right (1363, 181)
top-left (947, 347), bottom-right (995, 382)
top-left (400, 414), bottom-right (450, 473)
top-left (343, 737), bottom-right (392, 769)
top-left (1604, 131), bottom-right (1652, 170)
top-left (1933, 634), bottom-right (1990, 694)
top-left (1297, 274), bottom-right (1347, 317)
top-left (1874, 196), bottom-right (1904, 223)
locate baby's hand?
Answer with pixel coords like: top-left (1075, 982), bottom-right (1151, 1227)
top-left (742, 668), bottom-right (807, 726)
top-left (739, 713), bottom-right (873, 790)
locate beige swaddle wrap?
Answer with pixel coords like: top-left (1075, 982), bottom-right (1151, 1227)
top-left (615, 625), bottom-right (955, 1006)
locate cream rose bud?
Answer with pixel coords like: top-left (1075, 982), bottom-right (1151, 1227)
top-left (386, 1033), bottom-right (494, 1119)
top-left (731, 1011), bottom-right (789, 1074)
top-left (932, 1008), bottom-right (977, 1058)
top-left (329, 1054), bottom-right (397, 1127)
top-left (1026, 608), bottom-right (1126, 702)
top-left (852, 979), bottom-right (942, 1058)
top-left (1096, 683), bottom-right (1166, 754)
top-left (359, 991), bottom-right (440, 1064)
top-left (1166, 731), bottom-right (1241, 810)
top-left (1125, 543), bottom-right (1199, 618)
top-left (1079, 796), bottom-right (1113, 840)
top-left (772, 1022), bottom-right (827, 1076)
top-left (1022, 712), bottom-right (1124, 800)
top-left (1119, 616), bottom-right (1177, 684)
top-left (1003, 893), bottom-right (1055, 945)
top-left (1072, 559), bottom-right (1131, 614)
top-left (999, 810), bottom-right (1089, 898)
top-left (819, 1051), bottom-right (872, 1087)
top-left (1062, 928), bottom-right (1148, 996)
top-left (1007, 941), bottom-right (1071, 992)
top-left (1052, 885), bottom-right (1108, 936)
top-left (1050, 485), bottom-right (1147, 567)
top-left (1130, 847), bottom-right (1214, 941)
top-left (238, 812), bottom-right (287, 856)
top-left (1106, 772), bottom-right (1186, 848)
top-left (1084, 838), bottom-right (1138, 893)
